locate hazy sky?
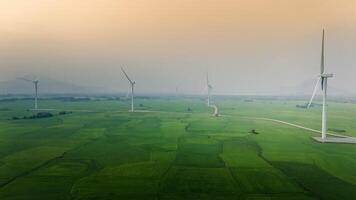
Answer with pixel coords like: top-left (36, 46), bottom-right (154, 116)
top-left (0, 0), bottom-right (355, 95)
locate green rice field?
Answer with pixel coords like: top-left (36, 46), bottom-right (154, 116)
top-left (1, 96), bottom-right (356, 199)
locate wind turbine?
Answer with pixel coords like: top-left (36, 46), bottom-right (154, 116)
top-left (175, 84), bottom-right (179, 96)
top-left (307, 29), bottom-right (333, 140)
top-left (121, 67), bottom-right (136, 112)
top-left (206, 72), bottom-right (213, 107)
top-left (18, 77), bottom-right (39, 110)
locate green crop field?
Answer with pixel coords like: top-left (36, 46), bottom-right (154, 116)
top-left (1, 96), bottom-right (356, 200)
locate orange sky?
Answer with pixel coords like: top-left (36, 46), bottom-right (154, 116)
top-left (0, 0), bottom-right (355, 94)
top-left (1, 0), bottom-right (355, 44)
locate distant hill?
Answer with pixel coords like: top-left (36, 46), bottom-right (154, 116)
top-left (0, 77), bottom-right (97, 94)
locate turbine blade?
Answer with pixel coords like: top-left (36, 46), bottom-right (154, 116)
top-left (320, 29), bottom-right (325, 74)
top-left (17, 77), bottom-right (32, 82)
top-left (121, 67), bottom-right (134, 84)
top-left (307, 77), bottom-right (321, 108)
top-left (206, 72), bottom-right (209, 85)
top-left (206, 72), bottom-right (213, 91)
top-left (321, 77), bottom-right (324, 90)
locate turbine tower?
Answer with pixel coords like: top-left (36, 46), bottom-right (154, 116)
top-left (121, 67), bottom-right (136, 112)
top-left (307, 29), bottom-right (333, 140)
top-left (18, 77), bottom-right (39, 110)
top-left (175, 85), bottom-right (179, 97)
top-left (206, 72), bottom-right (213, 107)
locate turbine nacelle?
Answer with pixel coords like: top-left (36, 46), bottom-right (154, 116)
top-left (320, 74), bottom-right (333, 78)
top-left (320, 74), bottom-right (333, 90)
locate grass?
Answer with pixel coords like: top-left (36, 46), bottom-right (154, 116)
top-left (0, 96), bottom-right (356, 199)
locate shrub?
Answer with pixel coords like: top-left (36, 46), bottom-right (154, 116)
top-left (249, 129), bottom-right (259, 134)
top-left (12, 116), bottom-right (19, 120)
top-left (34, 112), bottom-right (53, 118)
top-left (59, 111), bottom-right (72, 115)
top-left (22, 112), bottom-right (54, 120)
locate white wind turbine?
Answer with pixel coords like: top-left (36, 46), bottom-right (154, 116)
top-left (121, 67), bottom-right (136, 112)
top-left (18, 76), bottom-right (39, 110)
top-left (175, 84), bottom-right (179, 96)
top-left (206, 72), bottom-right (213, 107)
top-left (307, 29), bottom-right (333, 140)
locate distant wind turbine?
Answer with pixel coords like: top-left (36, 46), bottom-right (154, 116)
top-left (205, 72), bottom-right (219, 117)
top-left (206, 72), bottom-right (213, 107)
top-left (175, 85), bottom-right (179, 96)
top-left (121, 67), bottom-right (136, 112)
top-left (307, 29), bottom-right (334, 140)
top-left (18, 76), bottom-right (39, 110)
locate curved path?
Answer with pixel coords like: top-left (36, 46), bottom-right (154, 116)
top-left (209, 105), bottom-right (219, 117)
top-left (247, 117), bottom-right (349, 138)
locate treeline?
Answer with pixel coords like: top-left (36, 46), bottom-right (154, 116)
top-left (296, 103), bottom-right (322, 109)
top-left (12, 111), bottom-right (72, 120)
